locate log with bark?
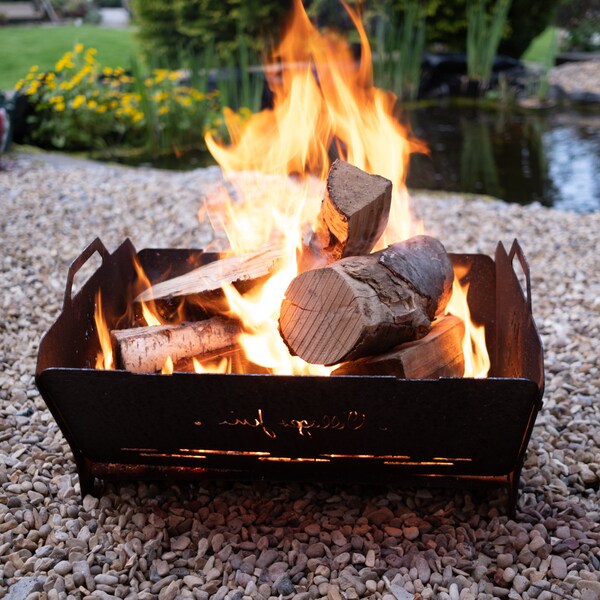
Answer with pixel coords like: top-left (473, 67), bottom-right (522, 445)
top-left (300, 159), bottom-right (392, 270)
top-left (279, 235), bottom-right (454, 365)
top-left (333, 315), bottom-right (465, 378)
top-left (112, 317), bottom-right (241, 373)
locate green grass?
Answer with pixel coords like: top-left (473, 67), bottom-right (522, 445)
top-left (0, 24), bottom-right (137, 89)
top-left (521, 26), bottom-right (559, 63)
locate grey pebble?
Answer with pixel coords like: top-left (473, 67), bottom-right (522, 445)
top-left (2, 154), bottom-right (600, 600)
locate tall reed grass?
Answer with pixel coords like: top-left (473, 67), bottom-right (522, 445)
top-left (466, 0), bottom-right (512, 87)
top-left (372, 1), bottom-right (426, 101)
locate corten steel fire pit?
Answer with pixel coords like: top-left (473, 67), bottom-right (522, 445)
top-left (35, 237), bottom-right (544, 512)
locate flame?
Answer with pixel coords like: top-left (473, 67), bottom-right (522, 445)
top-left (161, 355), bottom-right (174, 375)
top-left (200, 0), bottom-right (425, 374)
top-left (94, 289), bottom-right (114, 370)
top-left (446, 270), bottom-right (491, 378)
top-left (94, 1), bottom-right (490, 378)
top-left (192, 356), bottom-right (231, 374)
top-left (133, 258), bottom-right (165, 326)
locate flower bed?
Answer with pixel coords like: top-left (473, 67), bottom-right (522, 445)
top-left (15, 44), bottom-right (223, 159)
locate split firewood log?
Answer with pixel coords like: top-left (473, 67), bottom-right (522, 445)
top-left (333, 315), bottom-right (465, 378)
top-left (135, 244), bottom-right (284, 304)
top-left (300, 159), bottom-right (392, 270)
top-left (279, 235), bottom-right (454, 365)
top-left (112, 317), bottom-right (241, 373)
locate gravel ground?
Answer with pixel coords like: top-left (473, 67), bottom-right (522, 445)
top-left (549, 60), bottom-right (600, 98)
top-left (1, 152), bottom-right (600, 600)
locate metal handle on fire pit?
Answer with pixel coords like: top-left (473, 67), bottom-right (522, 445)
top-left (63, 238), bottom-right (110, 312)
top-left (508, 239), bottom-right (532, 314)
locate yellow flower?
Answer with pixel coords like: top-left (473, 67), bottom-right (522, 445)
top-left (49, 95), bottom-right (65, 105)
top-left (178, 96), bottom-right (192, 107)
top-left (87, 100), bottom-right (98, 109)
top-left (59, 81), bottom-right (74, 91)
top-left (152, 91), bottom-right (169, 103)
top-left (72, 95), bottom-right (86, 109)
top-left (54, 102), bottom-right (65, 112)
top-left (55, 52), bottom-right (74, 72)
top-left (24, 80), bottom-right (40, 96)
top-left (153, 69), bottom-right (167, 83)
top-left (29, 65), bottom-right (39, 73)
top-left (158, 106), bottom-right (169, 115)
top-left (132, 112), bottom-right (144, 123)
top-left (96, 105), bottom-right (107, 113)
top-left (74, 43), bottom-right (84, 54)
top-left (102, 67), bottom-right (114, 76)
top-left (15, 80), bottom-right (24, 91)
top-left (46, 72), bottom-right (56, 82)
top-left (168, 71), bottom-right (180, 81)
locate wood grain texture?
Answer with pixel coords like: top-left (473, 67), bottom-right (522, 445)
top-left (303, 159), bottom-right (392, 269)
top-left (112, 317), bottom-right (241, 373)
top-left (333, 315), bottom-right (465, 378)
top-left (279, 235), bottom-right (454, 365)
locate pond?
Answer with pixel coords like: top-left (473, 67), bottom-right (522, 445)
top-left (125, 102), bottom-right (600, 213)
top-left (404, 103), bottom-right (600, 213)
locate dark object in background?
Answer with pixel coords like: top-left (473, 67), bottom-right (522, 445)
top-left (419, 53), bottom-right (525, 99)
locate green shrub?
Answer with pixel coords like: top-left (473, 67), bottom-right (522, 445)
top-left (390, 0), bottom-right (561, 58)
top-left (132, 0), bottom-right (291, 66)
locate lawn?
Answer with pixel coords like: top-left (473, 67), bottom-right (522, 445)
top-left (0, 24), bottom-right (137, 89)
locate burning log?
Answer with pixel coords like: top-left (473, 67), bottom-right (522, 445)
top-left (279, 235), bottom-right (454, 365)
top-left (333, 315), bottom-right (465, 378)
top-left (137, 160), bottom-right (391, 306)
top-left (134, 244), bottom-right (285, 304)
top-left (111, 317), bottom-right (241, 374)
top-left (301, 159), bottom-right (392, 269)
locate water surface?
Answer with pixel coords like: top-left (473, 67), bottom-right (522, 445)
top-left (405, 104), bottom-right (600, 212)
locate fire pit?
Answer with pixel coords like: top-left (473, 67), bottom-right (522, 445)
top-left (35, 236), bottom-right (543, 513)
top-left (35, 1), bottom-right (545, 513)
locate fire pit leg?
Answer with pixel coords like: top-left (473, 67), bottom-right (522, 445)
top-left (507, 470), bottom-right (521, 518)
top-left (74, 453), bottom-right (96, 498)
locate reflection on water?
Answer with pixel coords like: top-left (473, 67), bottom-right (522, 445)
top-left (406, 104), bottom-right (600, 212)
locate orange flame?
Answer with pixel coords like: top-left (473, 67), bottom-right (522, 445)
top-left (94, 290), bottom-right (114, 370)
top-left (446, 270), bottom-right (491, 378)
top-left (94, 1), bottom-right (490, 378)
top-left (193, 356), bottom-right (231, 374)
top-left (133, 258), bottom-right (165, 326)
top-left (161, 355), bottom-right (174, 375)
top-left (200, 0), bottom-right (426, 374)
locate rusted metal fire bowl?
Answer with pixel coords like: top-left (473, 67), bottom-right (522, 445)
top-left (35, 238), bottom-right (544, 513)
